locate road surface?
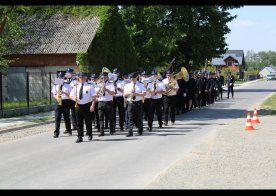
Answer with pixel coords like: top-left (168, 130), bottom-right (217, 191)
top-left (0, 80), bottom-right (274, 189)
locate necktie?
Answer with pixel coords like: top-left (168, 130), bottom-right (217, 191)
top-left (79, 83), bottom-right (84, 100)
top-left (114, 80), bottom-right (118, 95)
top-left (103, 82), bottom-right (106, 96)
top-left (132, 82), bottom-right (136, 100)
top-left (154, 81), bottom-right (157, 96)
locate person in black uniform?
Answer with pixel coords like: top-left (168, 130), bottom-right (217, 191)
top-left (150, 70), bottom-right (166, 128)
top-left (112, 68), bottom-right (125, 131)
top-left (187, 72), bottom-right (196, 111)
top-left (52, 72), bottom-right (72, 138)
top-left (70, 72), bottom-right (96, 143)
top-left (88, 73), bottom-right (100, 132)
top-left (96, 72), bottom-right (116, 136)
top-left (65, 68), bottom-right (77, 131)
top-left (217, 70), bottom-right (224, 100)
top-left (124, 72), bottom-right (146, 137)
top-left (226, 71), bottom-right (235, 98)
top-left (162, 70), bottom-right (179, 125)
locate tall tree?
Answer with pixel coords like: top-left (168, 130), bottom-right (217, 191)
top-left (0, 6), bottom-right (28, 68)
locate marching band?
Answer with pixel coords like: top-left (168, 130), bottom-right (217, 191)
top-left (52, 66), bottom-right (225, 143)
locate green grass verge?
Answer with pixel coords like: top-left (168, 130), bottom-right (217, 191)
top-left (2, 99), bottom-right (51, 110)
top-left (260, 92), bottom-right (276, 115)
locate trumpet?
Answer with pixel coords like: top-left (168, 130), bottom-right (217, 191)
top-left (95, 82), bottom-right (106, 96)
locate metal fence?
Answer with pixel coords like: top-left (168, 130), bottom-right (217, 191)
top-left (0, 72), bottom-right (58, 118)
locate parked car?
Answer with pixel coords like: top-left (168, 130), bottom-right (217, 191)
top-left (266, 74), bottom-right (276, 81)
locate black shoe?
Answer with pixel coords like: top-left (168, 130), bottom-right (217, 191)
top-left (147, 127), bottom-right (152, 132)
top-left (63, 130), bottom-right (69, 134)
top-left (120, 127), bottom-right (124, 131)
top-left (171, 121), bottom-right (175, 125)
top-left (159, 125), bottom-right (162, 128)
top-left (53, 133), bottom-right (59, 138)
top-left (136, 132), bottom-right (143, 136)
top-left (88, 136), bottom-right (93, 141)
top-left (126, 132), bottom-right (133, 137)
top-left (98, 132), bottom-right (105, 137)
top-left (72, 127), bottom-right (77, 131)
top-left (164, 121), bottom-right (168, 126)
top-left (68, 132), bottom-right (72, 136)
top-left (76, 137), bottom-right (83, 143)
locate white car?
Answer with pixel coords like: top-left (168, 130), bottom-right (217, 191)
top-left (266, 74), bottom-right (275, 81)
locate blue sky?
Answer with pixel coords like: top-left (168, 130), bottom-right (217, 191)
top-left (226, 6), bottom-right (276, 54)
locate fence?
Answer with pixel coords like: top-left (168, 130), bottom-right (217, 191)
top-left (0, 72), bottom-right (58, 118)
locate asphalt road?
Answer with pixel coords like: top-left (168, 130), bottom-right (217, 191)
top-left (0, 80), bottom-right (275, 189)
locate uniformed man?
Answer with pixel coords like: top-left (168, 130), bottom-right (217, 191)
top-left (70, 72), bottom-right (96, 143)
top-left (150, 70), bottom-right (166, 128)
top-left (88, 73), bottom-right (100, 132)
top-left (226, 71), bottom-right (235, 99)
top-left (112, 68), bottom-right (125, 131)
top-left (217, 70), bottom-right (224, 100)
top-left (141, 70), bottom-right (154, 131)
top-left (162, 70), bottom-right (179, 125)
top-left (52, 72), bottom-right (72, 138)
top-left (124, 72), bottom-right (146, 137)
top-left (123, 73), bottom-right (131, 130)
top-left (65, 68), bottom-right (77, 131)
top-left (96, 72), bottom-right (116, 136)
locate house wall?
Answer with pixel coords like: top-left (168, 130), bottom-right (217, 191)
top-left (2, 54), bottom-right (77, 102)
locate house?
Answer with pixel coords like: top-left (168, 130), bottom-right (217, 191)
top-left (1, 6), bottom-right (137, 102)
top-left (211, 50), bottom-right (245, 79)
top-left (259, 66), bottom-right (276, 78)
top-left (5, 6), bottom-right (137, 74)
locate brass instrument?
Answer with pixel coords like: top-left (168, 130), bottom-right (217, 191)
top-left (95, 82), bottom-right (106, 96)
top-left (75, 60), bottom-right (79, 109)
top-left (57, 85), bottom-right (62, 106)
top-left (128, 83), bottom-right (136, 103)
top-left (164, 79), bottom-right (177, 96)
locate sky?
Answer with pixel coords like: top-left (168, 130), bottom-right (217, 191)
top-left (226, 5), bottom-right (276, 55)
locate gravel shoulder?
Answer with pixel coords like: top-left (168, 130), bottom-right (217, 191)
top-left (145, 112), bottom-right (276, 189)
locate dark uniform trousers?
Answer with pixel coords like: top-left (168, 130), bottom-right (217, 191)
top-left (98, 101), bottom-right (115, 134)
top-left (76, 102), bottom-right (92, 138)
top-left (163, 95), bottom-right (176, 123)
top-left (227, 85), bottom-right (234, 98)
top-left (127, 100), bottom-right (143, 134)
top-left (69, 99), bottom-right (77, 129)
top-left (143, 98), bottom-right (153, 128)
top-left (54, 99), bottom-right (71, 135)
top-left (91, 101), bottom-right (100, 131)
top-left (113, 96), bottom-right (125, 129)
top-left (152, 98), bottom-right (163, 127)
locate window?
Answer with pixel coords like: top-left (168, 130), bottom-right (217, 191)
top-left (227, 61), bottom-right (232, 66)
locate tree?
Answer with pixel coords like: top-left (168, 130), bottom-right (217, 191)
top-left (0, 6), bottom-right (29, 68)
top-left (120, 6), bottom-right (241, 72)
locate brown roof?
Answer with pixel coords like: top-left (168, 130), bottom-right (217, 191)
top-left (10, 13), bottom-right (100, 55)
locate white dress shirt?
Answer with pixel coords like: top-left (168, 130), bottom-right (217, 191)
top-left (124, 81), bottom-right (146, 102)
top-left (114, 79), bottom-right (125, 97)
top-left (162, 78), bottom-right (179, 96)
top-left (70, 82), bottom-right (95, 104)
top-left (52, 82), bottom-right (72, 100)
top-left (97, 81), bottom-right (115, 102)
top-left (151, 80), bottom-right (166, 99)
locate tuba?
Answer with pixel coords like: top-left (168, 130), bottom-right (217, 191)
top-left (164, 67), bottom-right (189, 95)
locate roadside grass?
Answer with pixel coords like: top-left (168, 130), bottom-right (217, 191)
top-left (260, 92), bottom-right (276, 115)
top-left (3, 99), bottom-right (51, 110)
top-left (32, 116), bottom-right (53, 123)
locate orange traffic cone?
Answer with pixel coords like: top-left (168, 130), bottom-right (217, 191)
top-left (245, 112), bottom-right (255, 131)
top-left (252, 108), bottom-right (260, 123)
